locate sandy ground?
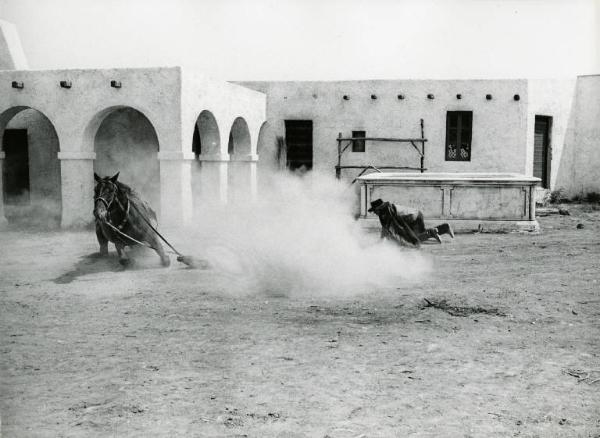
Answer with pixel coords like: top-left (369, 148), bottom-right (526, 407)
top-left (1, 205), bottom-right (599, 437)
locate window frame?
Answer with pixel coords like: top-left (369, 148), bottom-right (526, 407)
top-left (352, 130), bottom-right (366, 153)
top-left (445, 111), bottom-right (473, 162)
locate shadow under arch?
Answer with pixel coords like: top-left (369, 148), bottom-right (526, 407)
top-left (88, 106), bottom-right (162, 215)
top-left (228, 116), bottom-right (251, 156)
top-left (193, 110), bottom-right (221, 157)
top-left (0, 105), bottom-right (62, 227)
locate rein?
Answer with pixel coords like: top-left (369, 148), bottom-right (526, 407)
top-left (103, 221), bottom-right (154, 249)
top-left (101, 208), bottom-right (185, 258)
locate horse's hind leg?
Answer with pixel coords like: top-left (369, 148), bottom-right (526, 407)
top-left (115, 243), bottom-right (130, 266)
top-left (96, 223), bottom-right (109, 256)
top-left (151, 238), bottom-right (170, 267)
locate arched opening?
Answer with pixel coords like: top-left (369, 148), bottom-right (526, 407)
top-left (93, 107), bottom-right (161, 214)
top-left (256, 121), bottom-right (280, 197)
top-left (228, 117), bottom-right (252, 203)
top-left (1, 107), bottom-right (62, 227)
top-left (195, 110), bottom-right (220, 156)
top-left (191, 110), bottom-right (221, 213)
top-left (228, 117), bottom-right (251, 157)
top-left (257, 121), bottom-right (278, 171)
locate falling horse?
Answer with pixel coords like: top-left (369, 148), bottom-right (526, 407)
top-left (94, 172), bottom-right (170, 266)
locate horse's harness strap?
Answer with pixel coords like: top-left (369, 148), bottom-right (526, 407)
top-left (115, 196), bottom-right (130, 230)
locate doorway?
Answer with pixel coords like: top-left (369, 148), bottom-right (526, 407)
top-left (2, 129), bottom-right (29, 205)
top-left (533, 115), bottom-right (552, 189)
top-left (284, 120), bottom-right (313, 171)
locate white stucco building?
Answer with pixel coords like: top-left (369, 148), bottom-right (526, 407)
top-left (0, 19), bottom-right (598, 228)
top-left (243, 77), bottom-right (600, 197)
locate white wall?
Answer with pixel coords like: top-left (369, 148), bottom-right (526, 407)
top-left (180, 70), bottom-right (266, 157)
top-left (571, 75), bottom-right (600, 196)
top-left (241, 80), bottom-right (530, 180)
top-left (0, 67), bottom-right (267, 226)
top-left (526, 79), bottom-right (578, 194)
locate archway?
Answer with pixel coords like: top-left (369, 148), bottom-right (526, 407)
top-left (228, 117), bottom-right (251, 156)
top-left (93, 107), bottom-right (161, 214)
top-left (195, 110), bottom-right (221, 156)
top-left (191, 110), bottom-right (221, 214)
top-left (257, 121), bottom-right (278, 171)
top-left (228, 117), bottom-right (253, 204)
top-left (0, 107), bottom-right (61, 227)
top-left (256, 121), bottom-right (279, 197)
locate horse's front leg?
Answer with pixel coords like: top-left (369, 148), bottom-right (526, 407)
top-left (115, 242), bottom-right (130, 266)
top-left (96, 222), bottom-right (109, 256)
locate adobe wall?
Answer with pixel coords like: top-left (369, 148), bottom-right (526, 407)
top-left (239, 80), bottom-right (530, 180)
top-left (526, 79), bottom-right (578, 194)
top-left (571, 75), bottom-right (600, 195)
top-left (0, 67), bottom-right (268, 227)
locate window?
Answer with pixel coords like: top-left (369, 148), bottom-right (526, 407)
top-left (352, 130), bottom-right (366, 152)
top-left (445, 111), bottom-right (472, 161)
top-left (285, 120), bottom-right (313, 170)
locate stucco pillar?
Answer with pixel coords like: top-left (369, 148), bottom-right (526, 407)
top-left (198, 153), bottom-right (230, 205)
top-left (0, 151), bottom-right (7, 228)
top-left (157, 151), bottom-right (194, 227)
top-left (229, 153), bottom-right (258, 204)
top-left (58, 151), bottom-right (96, 228)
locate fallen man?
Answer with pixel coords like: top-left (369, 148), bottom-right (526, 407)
top-left (368, 198), bottom-right (454, 248)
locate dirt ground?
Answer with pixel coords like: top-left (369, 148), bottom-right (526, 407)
top-left (1, 205), bottom-right (599, 437)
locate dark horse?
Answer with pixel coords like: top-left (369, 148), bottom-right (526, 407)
top-left (94, 172), bottom-right (170, 266)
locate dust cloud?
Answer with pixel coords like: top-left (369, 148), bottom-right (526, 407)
top-left (2, 191), bottom-right (62, 229)
top-left (180, 171), bottom-right (431, 297)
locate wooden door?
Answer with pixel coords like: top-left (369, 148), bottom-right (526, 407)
top-left (533, 116), bottom-right (552, 188)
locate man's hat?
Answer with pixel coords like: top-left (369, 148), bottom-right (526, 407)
top-left (368, 198), bottom-right (386, 212)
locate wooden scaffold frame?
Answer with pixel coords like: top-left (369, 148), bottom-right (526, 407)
top-left (335, 118), bottom-right (427, 182)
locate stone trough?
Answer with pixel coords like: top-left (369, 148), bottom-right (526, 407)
top-left (357, 172), bottom-right (541, 233)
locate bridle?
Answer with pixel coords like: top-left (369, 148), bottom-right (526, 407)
top-left (94, 180), bottom-right (118, 209)
top-left (94, 180), bottom-right (130, 229)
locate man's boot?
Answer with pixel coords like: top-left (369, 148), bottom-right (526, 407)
top-left (428, 228), bottom-right (442, 243)
top-left (436, 223), bottom-right (454, 238)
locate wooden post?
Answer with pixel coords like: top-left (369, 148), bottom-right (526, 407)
top-left (420, 118), bottom-right (425, 173)
top-left (336, 132), bottom-right (342, 179)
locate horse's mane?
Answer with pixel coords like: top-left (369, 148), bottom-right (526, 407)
top-left (115, 180), bottom-right (158, 223)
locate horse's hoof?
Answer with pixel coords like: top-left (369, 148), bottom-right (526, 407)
top-left (119, 258), bottom-right (131, 267)
top-left (161, 256), bottom-right (170, 267)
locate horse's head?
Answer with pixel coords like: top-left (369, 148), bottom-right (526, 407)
top-left (94, 172), bottom-right (120, 222)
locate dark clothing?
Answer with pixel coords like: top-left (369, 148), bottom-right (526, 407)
top-left (374, 203), bottom-right (422, 247)
top-left (372, 202), bottom-right (452, 247)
